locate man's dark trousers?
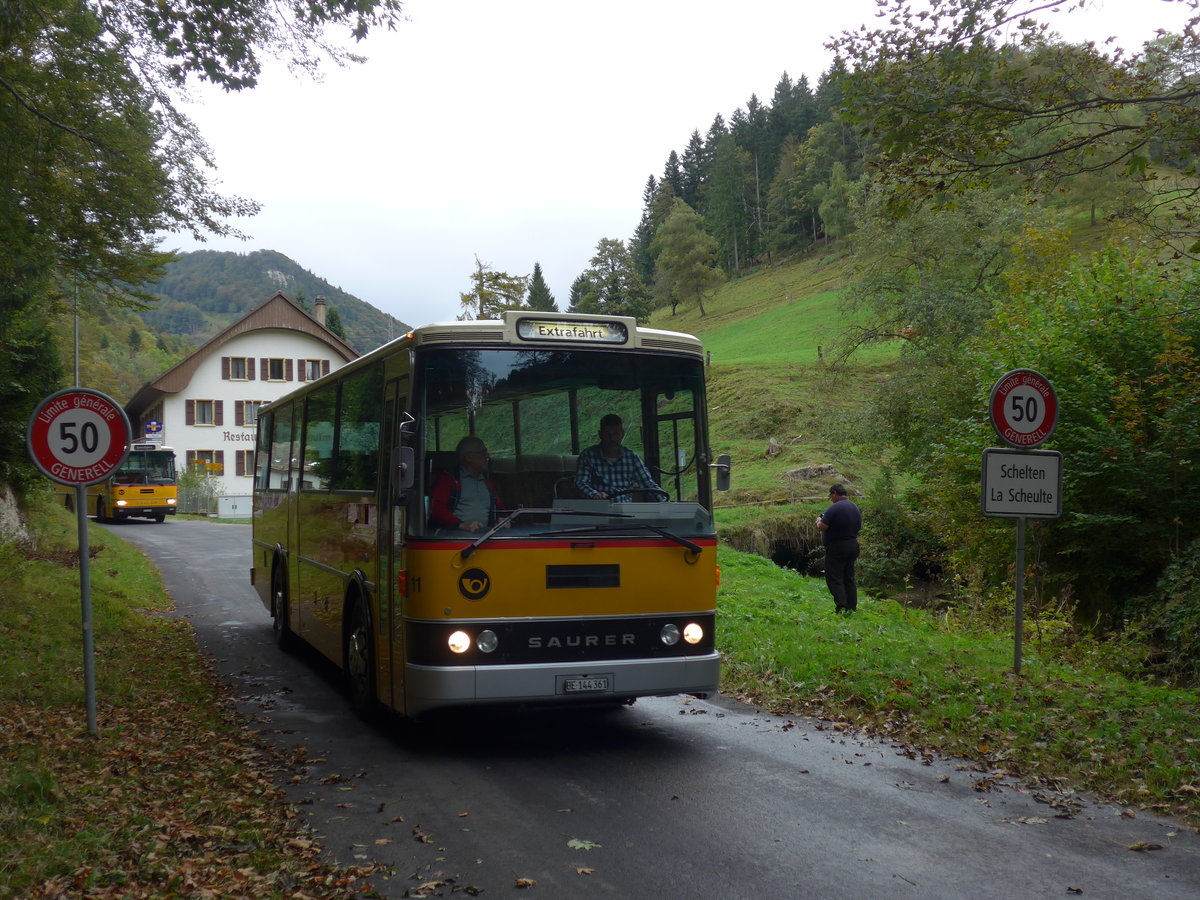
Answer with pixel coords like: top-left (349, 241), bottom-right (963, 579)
top-left (824, 538), bottom-right (860, 612)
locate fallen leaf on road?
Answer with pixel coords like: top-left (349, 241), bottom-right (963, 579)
top-left (515, 876), bottom-right (536, 888)
top-left (1129, 841), bottom-right (1164, 852)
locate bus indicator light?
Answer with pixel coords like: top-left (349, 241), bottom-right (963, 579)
top-left (660, 623), bottom-right (681, 646)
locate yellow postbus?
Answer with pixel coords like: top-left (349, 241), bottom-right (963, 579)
top-left (250, 311), bottom-right (730, 717)
top-left (58, 442), bottom-right (178, 523)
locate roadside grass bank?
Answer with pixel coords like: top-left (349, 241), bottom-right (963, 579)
top-left (717, 548), bottom-right (1200, 829)
top-left (0, 495), bottom-right (377, 898)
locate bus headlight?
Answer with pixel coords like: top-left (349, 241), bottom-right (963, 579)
top-left (477, 630), bottom-right (498, 653)
top-left (660, 623), bottom-right (680, 646)
top-left (167, 498), bottom-right (177, 505)
top-left (683, 623), bottom-right (704, 645)
top-left (116, 499), bottom-right (128, 507)
top-left (448, 630), bottom-right (471, 654)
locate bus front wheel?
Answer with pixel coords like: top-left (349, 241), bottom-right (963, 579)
top-left (271, 565), bottom-right (297, 652)
top-left (345, 597), bottom-right (377, 719)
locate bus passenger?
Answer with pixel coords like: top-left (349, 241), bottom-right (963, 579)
top-left (430, 436), bottom-right (506, 533)
top-left (575, 414), bottom-right (664, 503)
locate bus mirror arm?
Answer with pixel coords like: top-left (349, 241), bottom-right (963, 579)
top-left (710, 454), bottom-right (732, 491)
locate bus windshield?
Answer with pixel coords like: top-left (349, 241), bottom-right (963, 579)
top-left (116, 449), bottom-right (177, 485)
top-left (416, 347), bottom-right (713, 538)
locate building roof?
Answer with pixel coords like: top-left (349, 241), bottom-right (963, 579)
top-left (125, 291), bottom-right (358, 419)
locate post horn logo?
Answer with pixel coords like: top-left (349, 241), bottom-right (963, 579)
top-left (458, 568), bottom-right (490, 601)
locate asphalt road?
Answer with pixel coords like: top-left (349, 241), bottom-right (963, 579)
top-left (106, 518), bottom-right (1200, 899)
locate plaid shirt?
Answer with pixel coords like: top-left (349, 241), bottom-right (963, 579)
top-left (575, 445), bottom-right (661, 502)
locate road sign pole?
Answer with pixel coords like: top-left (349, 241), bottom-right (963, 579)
top-left (76, 485), bottom-right (98, 734)
top-left (1014, 516), bottom-right (1025, 676)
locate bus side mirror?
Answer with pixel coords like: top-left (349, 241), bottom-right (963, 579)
top-left (396, 446), bottom-right (416, 494)
top-left (712, 454), bottom-right (731, 491)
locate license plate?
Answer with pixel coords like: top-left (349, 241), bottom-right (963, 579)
top-left (563, 677), bottom-right (610, 693)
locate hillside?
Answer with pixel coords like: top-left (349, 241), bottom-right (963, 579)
top-left (142, 249), bottom-right (410, 353)
top-left (644, 245), bottom-right (896, 562)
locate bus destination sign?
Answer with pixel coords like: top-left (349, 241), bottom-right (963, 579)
top-left (515, 318), bottom-right (629, 344)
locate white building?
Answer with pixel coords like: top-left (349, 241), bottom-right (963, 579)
top-left (126, 291), bottom-right (358, 500)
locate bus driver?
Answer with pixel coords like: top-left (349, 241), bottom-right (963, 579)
top-left (575, 414), bottom-right (664, 503)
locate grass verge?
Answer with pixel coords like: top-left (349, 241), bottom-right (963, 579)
top-left (0, 495), bottom-right (378, 898)
top-left (718, 548), bottom-right (1200, 828)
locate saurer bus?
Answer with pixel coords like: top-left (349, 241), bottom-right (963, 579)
top-left (58, 442), bottom-right (178, 523)
top-left (251, 311), bottom-right (730, 717)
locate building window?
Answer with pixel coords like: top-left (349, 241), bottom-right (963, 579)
top-left (225, 356), bottom-right (251, 380)
top-left (304, 359), bottom-right (323, 381)
top-left (237, 401), bottom-right (262, 427)
top-left (186, 399), bottom-right (222, 427)
top-left (235, 449), bottom-right (254, 477)
top-left (187, 449), bottom-right (224, 474)
top-left (268, 358), bottom-right (286, 381)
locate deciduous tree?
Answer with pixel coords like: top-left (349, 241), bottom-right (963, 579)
top-left (832, 0), bottom-right (1200, 252)
top-left (574, 239), bottom-right (652, 322)
top-left (651, 200), bottom-right (724, 316)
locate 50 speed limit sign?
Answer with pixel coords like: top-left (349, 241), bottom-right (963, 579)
top-left (27, 388), bottom-right (131, 485)
top-left (989, 369), bottom-right (1058, 449)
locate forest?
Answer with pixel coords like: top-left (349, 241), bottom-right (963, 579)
top-left (3, 0), bottom-right (1200, 680)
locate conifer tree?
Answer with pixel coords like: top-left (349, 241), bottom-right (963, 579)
top-left (525, 262), bottom-right (557, 311)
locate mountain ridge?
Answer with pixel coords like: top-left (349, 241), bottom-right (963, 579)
top-left (143, 249), bottom-right (410, 353)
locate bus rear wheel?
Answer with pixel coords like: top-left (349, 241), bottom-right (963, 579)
top-left (345, 598), bottom-right (377, 719)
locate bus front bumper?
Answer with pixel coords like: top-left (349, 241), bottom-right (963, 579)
top-left (403, 653), bottom-right (720, 717)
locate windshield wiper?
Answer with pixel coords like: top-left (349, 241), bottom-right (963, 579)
top-left (458, 507), bottom-right (625, 559)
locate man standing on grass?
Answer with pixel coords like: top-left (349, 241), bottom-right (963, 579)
top-left (816, 483), bottom-right (862, 614)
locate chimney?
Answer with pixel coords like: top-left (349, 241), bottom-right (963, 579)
top-left (314, 295), bottom-right (327, 326)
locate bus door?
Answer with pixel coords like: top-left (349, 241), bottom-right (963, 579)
top-left (380, 378), bottom-right (410, 712)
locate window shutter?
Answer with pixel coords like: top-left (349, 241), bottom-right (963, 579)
top-left (186, 400), bottom-right (195, 426)
top-left (236, 401), bottom-right (244, 426)
top-left (322, 360), bottom-right (330, 376)
top-left (261, 358), bottom-right (268, 380)
top-left (248, 359), bottom-right (256, 381)
top-left (214, 401), bottom-right (224, 426)
top-left (221, 357), bottom-right (230, 380)
top-left (186, 450), bottom-right (195, 467)
top-left (298, 360), bottom-right (307, 382)
top-left (236, 452), bottom-right (245, 477)
top-left (216, 451), bottom-right (225, 473)
top-left (285, 359), bottom-right (294, 381)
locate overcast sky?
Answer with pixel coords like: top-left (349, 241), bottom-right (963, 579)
top-left (166, 0), bottom-right (1192, 330)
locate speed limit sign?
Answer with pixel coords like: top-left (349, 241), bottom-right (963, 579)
top-left (989, 369), bottom-right (1058, 449)
top-left (27, 388), bottom-right (131, 485)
